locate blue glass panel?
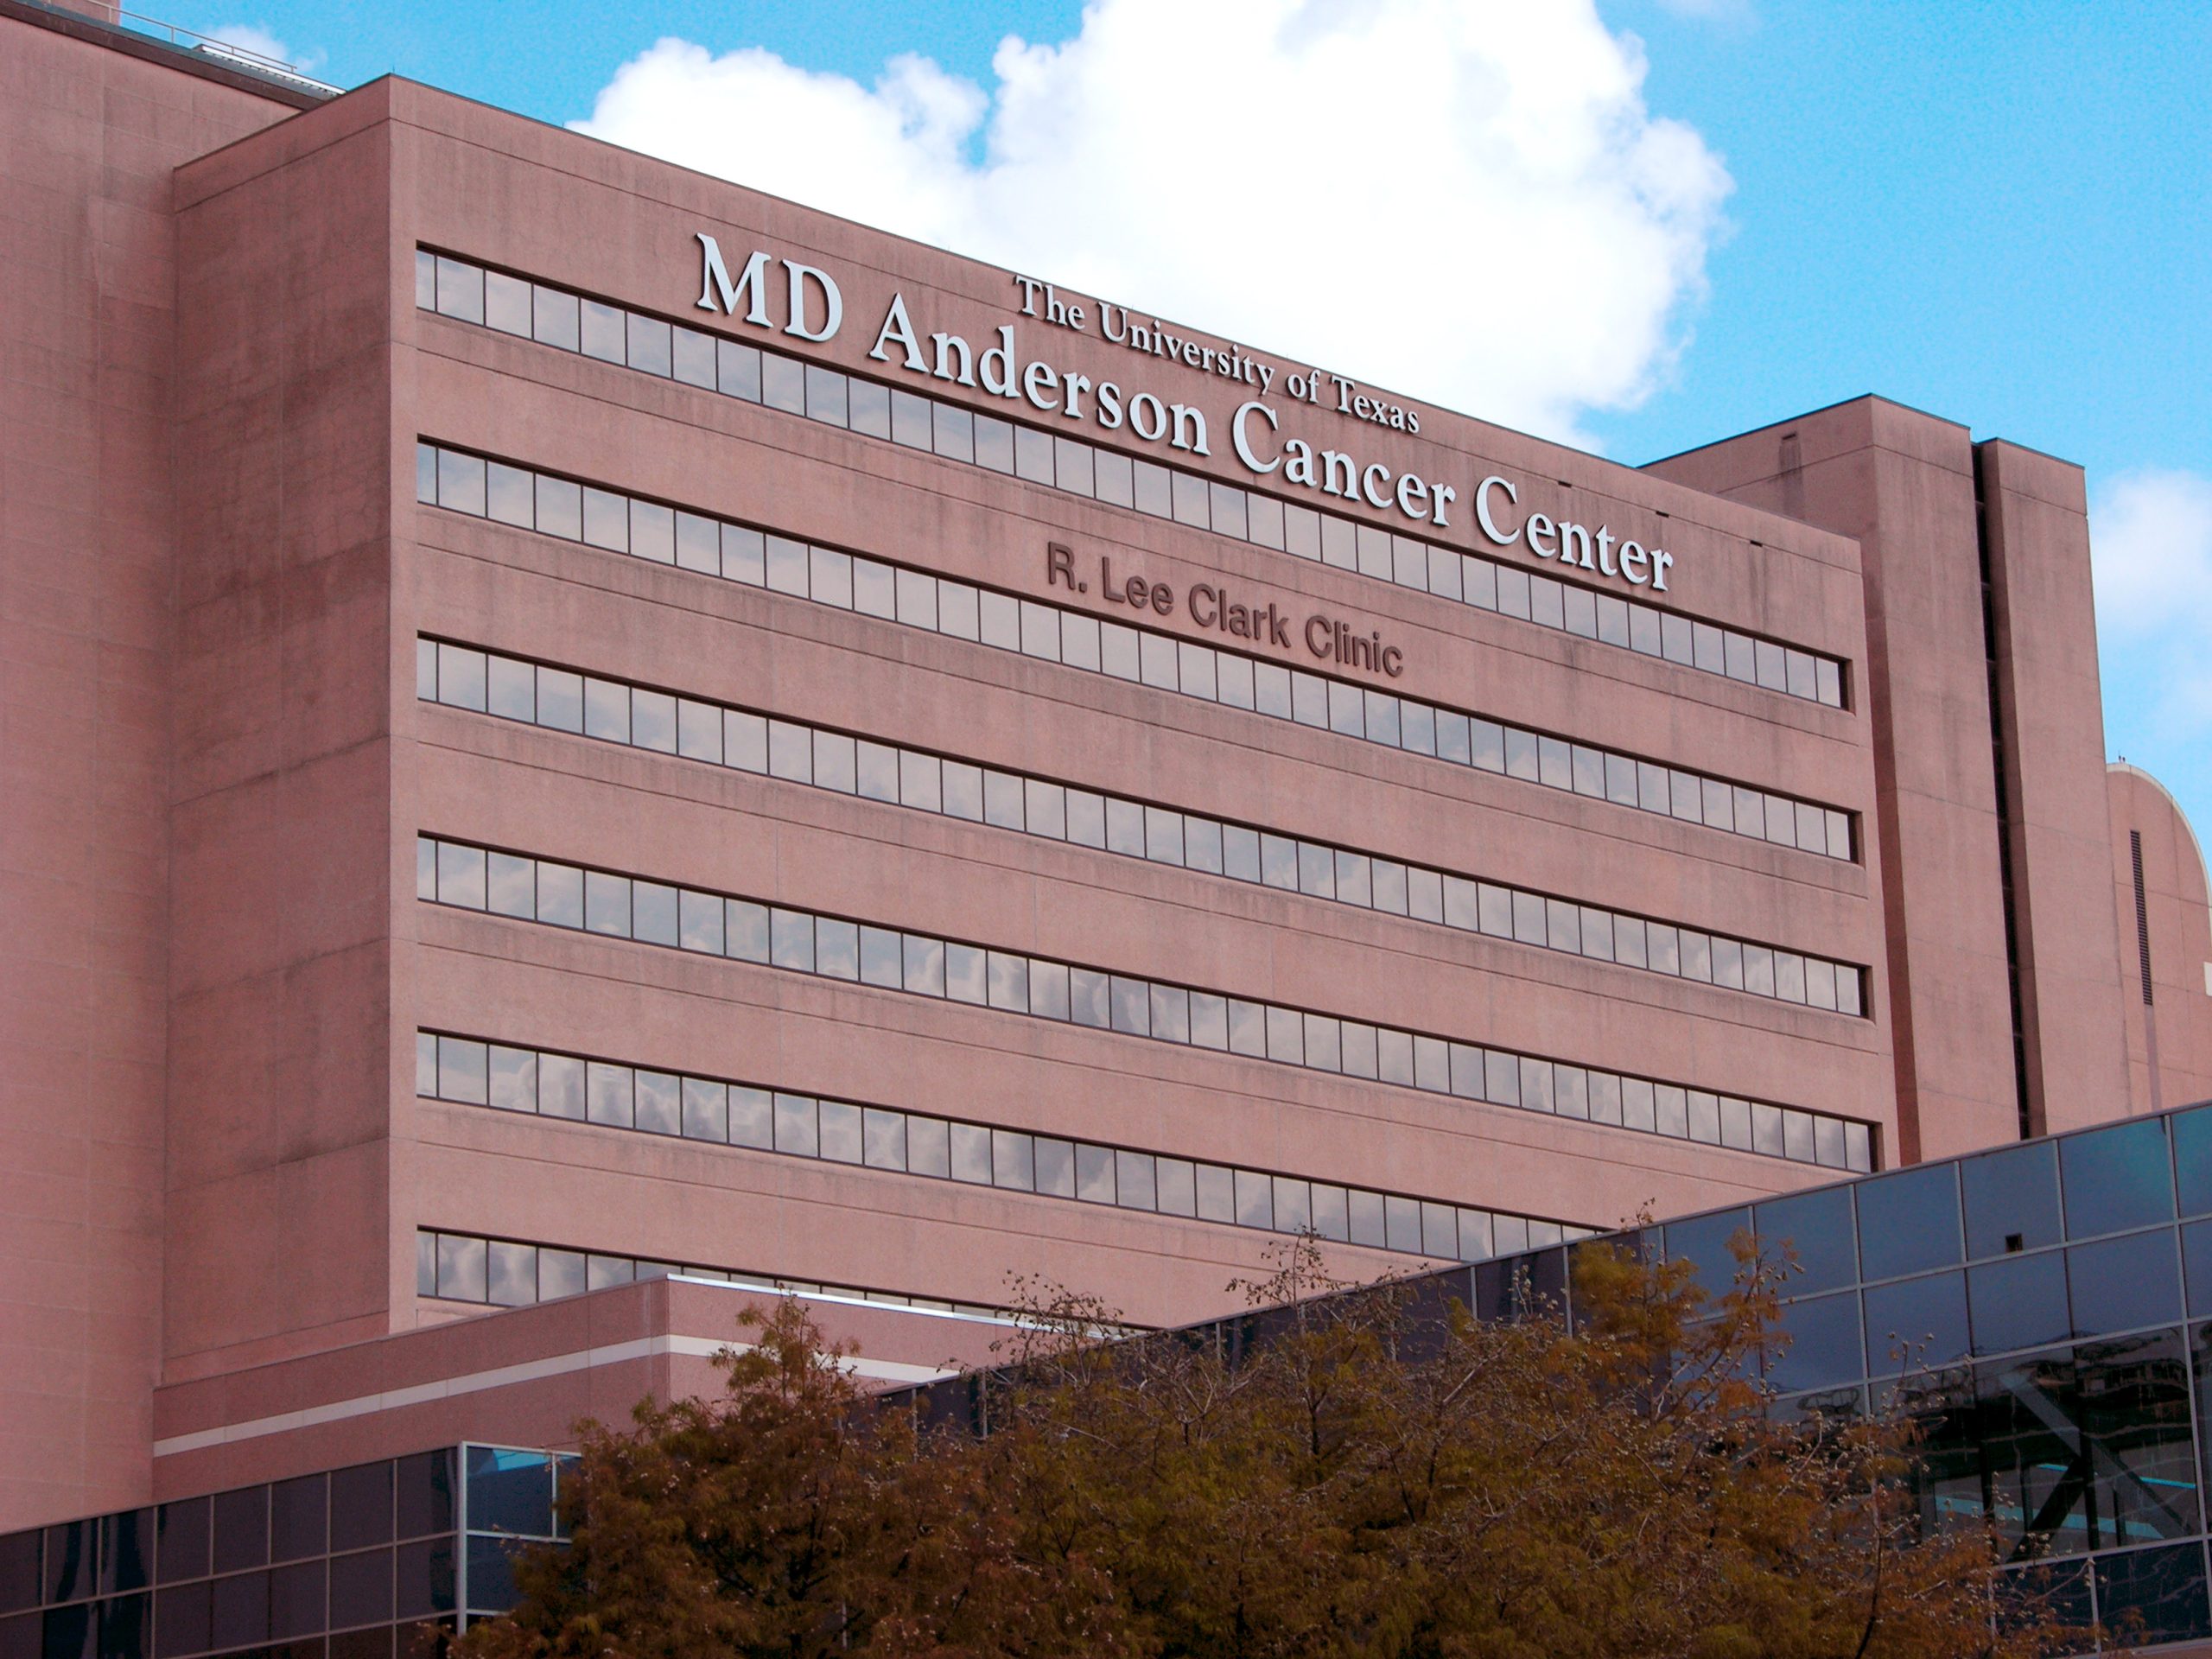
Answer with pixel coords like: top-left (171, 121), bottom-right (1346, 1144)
top-left (2196, 1323), bottom-right (2212, 1522)
top-left (2177, 1103), bottom-right (2212, 1217)
top-left (2060, 1117), bottom-right (2174, 1238)
top-left (1662, 1207), bottom-right (1751, 1303)
top-left (1854, 1163), bottom-right (1961, 1281)
top-left (2075, 1331), bottom-right (2199, 1548)
top-left (2069, 1230), bottom-right (2183, 1338)
top-left (1975, 1349), bottom-right (2086, 1557)
top-left (2094, 1541), bottom-right (2212, 1645)
top-left (1754, 1185), bottom-right (1858, 1295)
top-left (466, 1535), bottom-right (524, 1615)
top-left (2187, 1220), bottom-right (2212, 1318)
top-left (1961, 1141), bottom-right (2061, 1261)
top-left (1767, 1289), bottom-right (1863, 1392)
top-left (1967, 1250), bottom-right (2070, 1356)
top-left (466, 1448), bottom-right (555, 1539)
top-left (1863, 1270), bottom-right (1969, 1371)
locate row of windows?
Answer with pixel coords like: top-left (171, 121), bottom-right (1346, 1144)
top-left (1742, 1230), bottom-right (2212, 1400)
top-left (416, 249), bottom-right (1849, 710)
top-left (1656, 1107), bottom-right (2212, 1302)
top-left (0, 1454), bottom-right (460, 1659)
top-left (416, 1030), bottom-right (1579, 1262)
top-left (414, 833), bottom-right (1878, 1173)
top-left (0, 1460), bottom-right (452, 1611)
top-left (415, 1229), bottom-right (1025, 1324)
top-left (417, 636), bottom-right (1868, 1016)
top-left (415, 441), bottom-right (1857, 863)
top-left (1637, 1106), bottom-right (2212, 1393)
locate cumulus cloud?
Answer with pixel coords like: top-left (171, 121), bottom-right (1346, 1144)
top-left (2091, 468), bottom-right (2212, 823)
top-left (207, 22), bottom-right (323, 73)
top-left (572, 0), bottom-right (1732, 445)
top-left (2093, 469), bottom-right (2212, 639)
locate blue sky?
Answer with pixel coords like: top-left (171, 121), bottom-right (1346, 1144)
top-left (193, 0), bottom-right (2211, 837)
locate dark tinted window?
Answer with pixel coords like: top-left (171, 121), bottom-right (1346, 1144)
top-left (270, 1477), bottom-right (327, 1564)
top-left (2069, 1230), bottom-right (2183, 1338)
top-left (465, 1450), bottom-right (553, 1540)
top-left (2096, 1541), bottom-right (2212, 1644)
top-left (1767, 1289), bottom-right (1862, 1392)
top-left (1961, 1141), bottom-right (2061, 1260)
top-left (2186, 1219), bottom-right (2212, 1317)
top-left (210, 1488), bottom-right (266, 1575)
top-left (0, 1611), bottom-right (35, 1659)
top-left (41, 1525), bottom-right (89, 1605)
top-left (150, 1583), bottom-right (208, 1659)
top-left (330, 1626), bottom-right (394, 1659)
top-left (2175, 1102), bottom-right (2212, 1217)
top-left (1754, 1185), bottom-right (1857, 1295)
top-left (1993, 1559), bottom-right (2092, 1642)
top-left (394, 1538), bottom-right (454, 1621)
top-left (153, 1501), bottom-right (207, 1586)
top-left (96, 1514), bottom-right (149, 1598)
top-left (268, 1559), bottom-right (326, 1641)
top-left (328, 1464), bottom-right (393, 1554)
top-left (395, 1452), bottom-right (454, 1541)
top-left (1662, 1207), bottom-right (1751, 1302)
top-left (208, 1569), bottom-right (267, 1650)
top-left (327, 1549), bottom-right (392, 1630)
top-left (1854, 1164), bottom-right (1961, 1281)
top-left (466, 1536), bottom-right (521, 1615)
top-left (1522, 1248), bottom-right (1568, 1314)
top-left (1863, 1270), bottom-right (1968, 1370)
top-left (1967, 1250), bottom-right (2069, 1356)
top-left (96, 1593), bottom-right (146, 1659)
top-left (41, 1603), bottom-right (92, 1659)
top-left (0, 1535), bottom-right (37, 1615)
top-left (2060, 1117), bottom-right (2175, 1237)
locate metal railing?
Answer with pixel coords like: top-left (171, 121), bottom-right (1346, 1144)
top-left (101, 3), bottom-right (344, 93)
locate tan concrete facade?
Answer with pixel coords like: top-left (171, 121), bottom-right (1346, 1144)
top-left (3, 4), bottom-right (2209, 1533)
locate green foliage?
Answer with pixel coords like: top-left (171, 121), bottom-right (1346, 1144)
top-left (456, 1240), bottom-right (2100, 1659)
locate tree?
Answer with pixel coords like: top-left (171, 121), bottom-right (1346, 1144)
top-left (455, 1240), bottom-right (2100, 1659)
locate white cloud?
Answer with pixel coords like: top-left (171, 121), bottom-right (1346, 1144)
top-left (2093, 468), bottom-right (2212, 641)
top-left (206, 22), bottom-right (323, 73)
top-left (2091, 468), bottom-right (2212, 824)
top-left (572, 0), bottom-right (1732, 445)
